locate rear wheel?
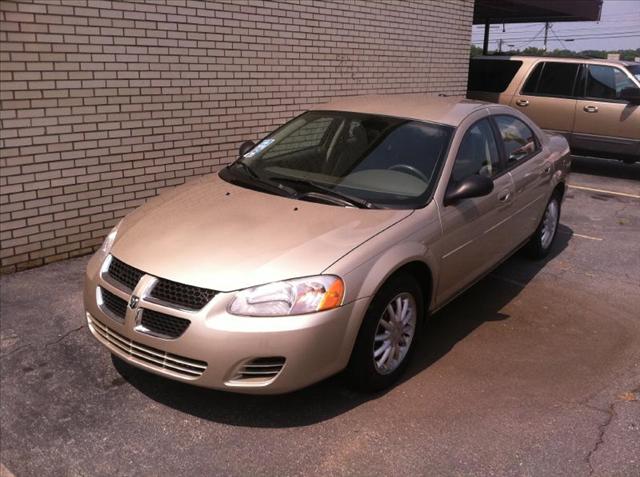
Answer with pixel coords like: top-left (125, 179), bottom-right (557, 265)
top-left (346, 274), bottom-right (423, 392)
top-left (526, 193), bottom-right (561, 259)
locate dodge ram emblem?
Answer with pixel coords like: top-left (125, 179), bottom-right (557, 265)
top-left (128, 295), bottom-right (139, 310)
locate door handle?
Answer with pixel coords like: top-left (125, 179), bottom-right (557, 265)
top-left (541, 164), bottom-right (552, 176)
top-left (498, 191), bottom-right (511, 202)
top-left (583, 105), bottom-right (598, 113)
top-left (515, 99), bottom-right (529, 107)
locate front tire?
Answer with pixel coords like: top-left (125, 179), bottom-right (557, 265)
top-left (526, 193), bottom-right (561, 259)
top-left (346, 274), bottom-right (423, 392)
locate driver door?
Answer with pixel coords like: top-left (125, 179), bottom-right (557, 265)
top-left (435, 118), bottom-right (516, 304)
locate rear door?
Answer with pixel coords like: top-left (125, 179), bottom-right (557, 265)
top-left (573, 64), bottom-right (640, 157)
top-left (492, 115), bottom-right (551, 245)
top-left (436, 118), bottom-right (516, 303)
top-left (509, 61), bottom-right (580, 137)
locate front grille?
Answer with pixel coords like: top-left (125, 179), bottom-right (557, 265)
top-left (88, 314), bottom-right (207, 379)
top-left (107, 256), bottom-right (144, 291)
top-left (139, 308), bottom-right (190, 339)
top-left (150, 277), bottom-right (216, 310)
top-left (100, 287), bottom-right (128, 320)
top-left (230, 357), bottom-right (286, 383)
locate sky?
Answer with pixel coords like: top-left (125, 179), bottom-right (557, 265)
top-left (471, 0), bottom-right (640, 52)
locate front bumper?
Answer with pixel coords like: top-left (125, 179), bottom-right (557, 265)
top-left (84, 253), bottom-right (368, 394)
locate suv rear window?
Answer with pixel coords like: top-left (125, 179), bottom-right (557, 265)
top-left (522, 62), bottom-right (580, 97)
top-left (468, 59), bottom-right (523, 93)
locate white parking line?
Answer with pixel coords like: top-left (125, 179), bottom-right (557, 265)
top-left (558, 229), bottom-right (603, 241)
top-left (568, 184), bottom-right (640, 200)
top-left (0, 463), bottom-right (16, 477)
top-left (572, 233), bottom-right (603, 241)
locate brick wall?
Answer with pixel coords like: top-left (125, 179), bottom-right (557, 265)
top-left (0, 0), bottom-right (473, 273)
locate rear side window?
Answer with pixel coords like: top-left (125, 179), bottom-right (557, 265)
top-left (468, 59), bottom-right (523, 93)
top-left (451, 119), bottom-right (501, 183)
top-left (585, 65), bottom-right (638, 100)
top-left (494, 115), bottom-right (538, 164)
top-left (522, 62), bottom-right (580, 97)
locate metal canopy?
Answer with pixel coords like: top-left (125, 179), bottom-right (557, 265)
top-left (474, 0), bottom-right (603, 54)
top-left (474, 0), bottom-right (603, 24)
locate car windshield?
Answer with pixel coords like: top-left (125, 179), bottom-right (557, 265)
top-left (221, 111), bottom-right (453, 209)
top-left (626, 64), bottom-right (640, 82)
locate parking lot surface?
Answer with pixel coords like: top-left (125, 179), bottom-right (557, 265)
top-left (1, 156), bottom-right (639, 477)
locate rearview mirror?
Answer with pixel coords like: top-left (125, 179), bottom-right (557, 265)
top-left (620, 87), bottom-right (640, 105)
top-left (444, 175), bottom-right (494, 206)
top-left (238, 140), bottom-right (255, 157)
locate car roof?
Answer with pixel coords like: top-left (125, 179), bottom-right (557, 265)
top-left (311, 94), bottom-right (487, 127)
top-left (474, 55), bottom-right (639, 67)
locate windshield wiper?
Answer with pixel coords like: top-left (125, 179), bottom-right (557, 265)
top-left (227, 162), bottom-right (297, 197)
top-left (274, 177), bottom-right (379, 209)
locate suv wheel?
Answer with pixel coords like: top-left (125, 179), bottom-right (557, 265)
top-left (346, 274), bottom-right (423, 392)
top-left (526, 193), bottom-right (561, 259)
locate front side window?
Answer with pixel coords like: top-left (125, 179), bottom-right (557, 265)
top-left (626, 64), bottom-right (640, 82)
top-left (450, 119), bottom-right (500, 183)
top-left (495, 115), bottom-right (538, 164)
top-left (585, 65), bottom-right (638, 100)
top-left (222, 111), bottom-right (453, 209)
top-left (522, 62), bottom-right (579, 97)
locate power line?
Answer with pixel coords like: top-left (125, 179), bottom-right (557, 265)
top-left (472, 31), bottom-right (640, 42)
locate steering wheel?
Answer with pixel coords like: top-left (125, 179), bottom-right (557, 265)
top-left (388, 164), bottom-right (430, 183)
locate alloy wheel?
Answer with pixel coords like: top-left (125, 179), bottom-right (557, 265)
top-left (540, 199), bottom-right (559, 250)
top-left (372, 292), bottom-right (417, 375)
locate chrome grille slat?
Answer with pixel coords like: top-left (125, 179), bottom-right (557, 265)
top-left (230, 357), bottom-right (286, 383)
top-left (239, 369), bottom-right (283, 375)
top-left (88, 315), bottom-right (207, 379)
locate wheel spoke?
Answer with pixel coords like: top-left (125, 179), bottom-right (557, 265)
top-left (386, 304), bottom-right (396, 322)
top-left (374, 340), bottom-right (390, 358)
top-left (379, 319), bottom-right (393, 331)
top-left (375, 331), bottom-right (390, 342)
top-left (402, 309), bottom-right (413, 325)
top-left (394, 297), bottom-right (403, 320)
top-left (377, 346), bottom-right (392, 367)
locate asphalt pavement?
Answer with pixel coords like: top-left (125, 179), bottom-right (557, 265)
top-left (1, 156), bottom-right (639, 476)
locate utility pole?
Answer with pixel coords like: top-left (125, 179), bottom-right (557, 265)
top-left (483, 18), bottom-right (490, 55)
top-left (543, 22), bottom-right (550, 53)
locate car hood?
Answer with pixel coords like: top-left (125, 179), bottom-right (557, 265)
top-left (111, 173), bottom-right (412, 292)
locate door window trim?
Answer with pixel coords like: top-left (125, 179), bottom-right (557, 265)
top-left (444, 117), bottom-right (505, 195)
top-left (490, 114), bottom-right (542, 174)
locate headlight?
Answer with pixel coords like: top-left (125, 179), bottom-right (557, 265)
top-left (228, 275), bottom-right (345, 317)
top-left (97, 220), bottom-right (121, 258)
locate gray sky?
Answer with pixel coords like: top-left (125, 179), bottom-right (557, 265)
top-left (471, 0), bottom-right (640, 52)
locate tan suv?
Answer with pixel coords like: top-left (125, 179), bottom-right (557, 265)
top-left (85, 95), bottom-right (570, 394)
top-left (468, 56), bottom-right (640, 163)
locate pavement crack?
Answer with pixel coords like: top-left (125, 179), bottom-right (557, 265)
top-left (585, 400), bottom-right (618, 475)
top-left (0, 325), bottom-right (84, 360)
top-left (0, 343), bottom-right (33, 361)
top-left (44, 325), bottom-right (85, 348)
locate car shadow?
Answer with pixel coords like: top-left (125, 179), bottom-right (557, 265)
top-left (114, 225), bottom-right (573, 428)
top-left (571, 155), bottom-right (640, 181)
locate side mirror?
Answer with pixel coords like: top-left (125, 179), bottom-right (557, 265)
top-left (620, 87), bottom-right (640, 105)
top-left (444, 175), bottom-right (494, 206)
top-left (238, 140), bottom-right (255, 157)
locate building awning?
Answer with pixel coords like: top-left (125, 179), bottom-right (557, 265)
top-left (474, 0), bottom-right (602, 24)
